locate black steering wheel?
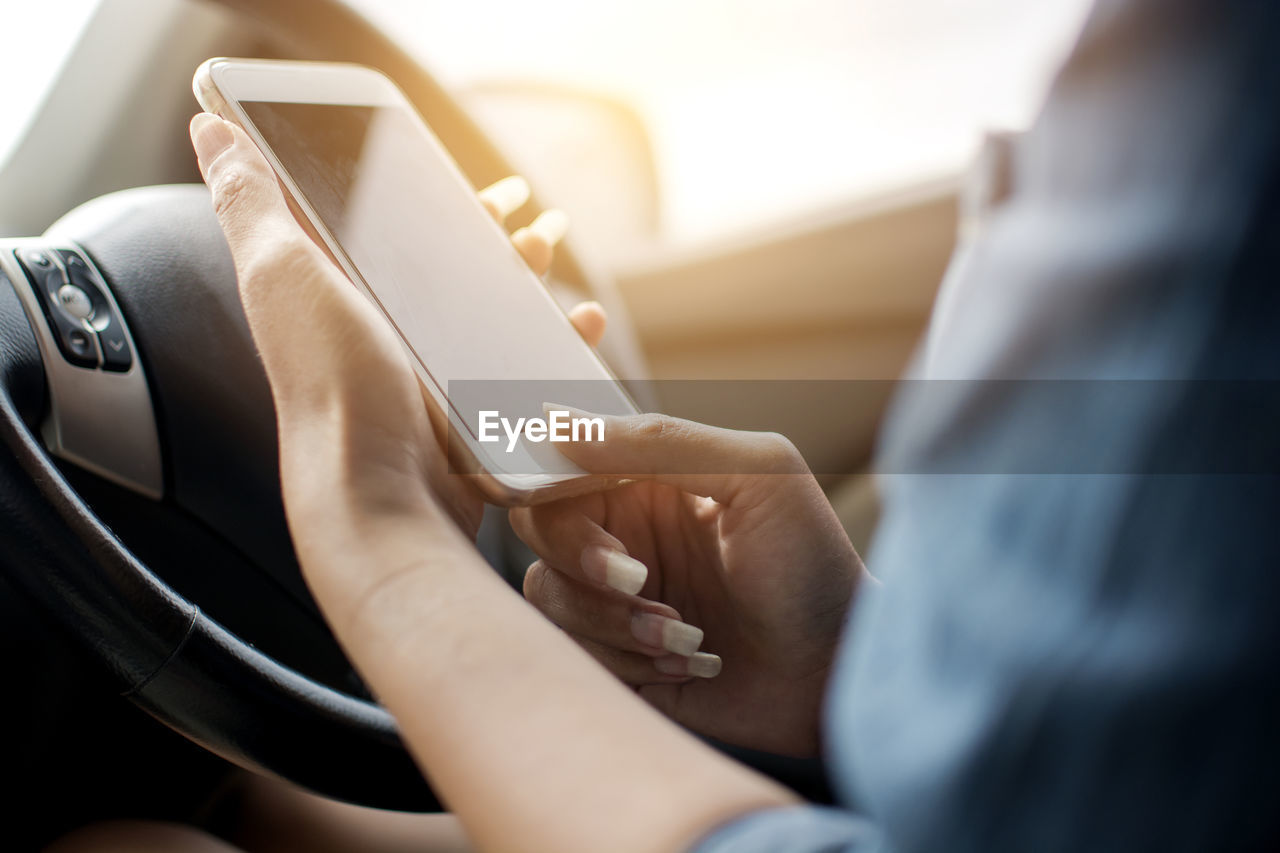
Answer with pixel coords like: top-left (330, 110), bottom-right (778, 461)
top-left (0, 0), bottom-right (647, 811)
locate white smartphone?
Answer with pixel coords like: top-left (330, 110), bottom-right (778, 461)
top-left (194, 58), bottom-right (639, 505)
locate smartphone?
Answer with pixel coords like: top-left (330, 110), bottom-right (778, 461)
top-left (194, 58), bottom-right (639, 505)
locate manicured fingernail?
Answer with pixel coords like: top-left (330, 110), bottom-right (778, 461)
top-left (631, 612), bottom-right (704, 655)
top-left (530, 209), bottom-right (569, 244)
top-left (655, 652), bottom-right (722, 678)
top-left (190, 114), bottom-right (234, 165)
top-left (604, 550), bottom-right (647, 594)
top-left (582, 545), bottom-right (647, 595)
top-left (485, 176), bottom-right (530, 216)
top-left (687, 652), bottom-right (722, 678)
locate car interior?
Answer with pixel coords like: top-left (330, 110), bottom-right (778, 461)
top-left (0, 0), bottom-right (1091, 846)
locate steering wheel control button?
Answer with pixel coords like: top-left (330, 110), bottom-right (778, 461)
top-left (56, 249), bottom-right (94, 276)
top-left (57, 249), bottom-right (95, 284)
top-left (66, 267), bottom-right (113, 325)
top-left (57, 252), bottom-right (120, 331)
top-left (98, 323), bottom-right (133, 372)
top-left (45, 249), bottom-right (130, 369)
top-left (56, 284), bottom-right (95, 321)
top-left (67, 329), bottom-right (94, 359)
top-left (51, 318), bottom-right (100, 368)
top-left (54, 318), bottom-right (101, 369)
top-left (15, 249), bottom-right (99, 368)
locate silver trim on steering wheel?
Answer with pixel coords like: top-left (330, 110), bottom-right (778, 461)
top-left (0, 240), bottom-right (163, 498)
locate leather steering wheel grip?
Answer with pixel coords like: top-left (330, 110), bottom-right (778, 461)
top-left (1, 184), bottom-right (438, 811)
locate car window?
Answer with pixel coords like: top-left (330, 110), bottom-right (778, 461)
top-left (352, 0), bottom-right (1094, 247)
top-left (0, 2), bottom-right (102, 167)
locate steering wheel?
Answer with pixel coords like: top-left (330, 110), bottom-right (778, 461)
top-left (0, 0), bottom-right (648, 811)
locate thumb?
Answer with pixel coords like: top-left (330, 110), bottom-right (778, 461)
top-left (189, 113), bottom-right (300, 264)
top-left (546, 408), bottom-right (807, 504)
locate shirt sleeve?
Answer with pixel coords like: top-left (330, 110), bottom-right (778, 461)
top-left (689, 806), bottom-right (882, 853)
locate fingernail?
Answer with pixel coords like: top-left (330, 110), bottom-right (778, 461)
top-left (190, 114), bottom-right (234, 165)
top-left (631, 612), bottom-right (704, 655)
top-left (604, 550), bottom-right (647, 595)
top-left (655, 652), bottom-right (722, 679)
top-left (485, 176), bottom-right (530, 216)
top-left (582, 545), bottom-right (647, 594)
top-left (530, 209), bottom-right (569, 244)
top-left (687, 652), bottom-right (723, 678)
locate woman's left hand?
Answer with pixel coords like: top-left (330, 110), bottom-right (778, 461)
top-left (188, 112), bottom-right (794, 853)
top-left (188, 112), bottom-right (603, 536)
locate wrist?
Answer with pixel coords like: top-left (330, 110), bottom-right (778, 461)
top-left (276, 389), bottom-right (437, 508)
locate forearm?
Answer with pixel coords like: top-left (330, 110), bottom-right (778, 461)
top-left (183, 111), bottom-right (789, 849)
top-left (280, 415), bottom-right (796, 853)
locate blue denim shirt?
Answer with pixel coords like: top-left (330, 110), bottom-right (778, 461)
top-left (696, 0), bottom-right (1280, 850)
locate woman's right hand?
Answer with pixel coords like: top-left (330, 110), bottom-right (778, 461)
top-left (510, 415), bottom-right (867, 757)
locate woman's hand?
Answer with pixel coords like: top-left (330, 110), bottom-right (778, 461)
top-left (512, 415), bottom-right (867, 757)
top-left (187, 112), bottom-right (604, 537)
top-left (190, 111), bottom-right (797, 852)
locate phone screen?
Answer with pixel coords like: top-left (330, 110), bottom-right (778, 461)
top-left (238, 100), bottom-right (635, 477)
